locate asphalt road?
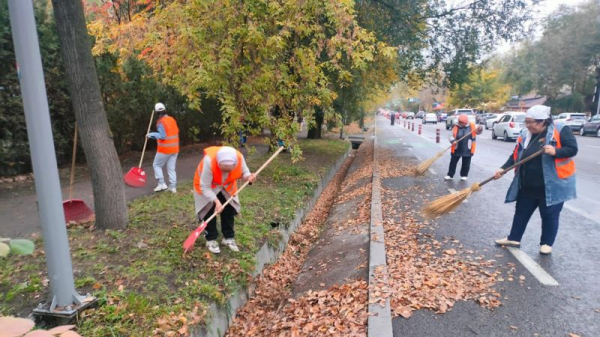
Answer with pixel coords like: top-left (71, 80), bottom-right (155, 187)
top-left (378, 116), bottom-right (600, 337)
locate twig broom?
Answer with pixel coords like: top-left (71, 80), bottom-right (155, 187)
top-left (421, 148), bottom-right (545, 218)
top-left (414, 132), bottom-right (473, 175)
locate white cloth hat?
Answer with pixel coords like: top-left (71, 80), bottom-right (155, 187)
top-left (155, 103), bottom-right (166, 112)
top-left (526, 105), bottom-right (551, 120)
top-left (216, 147), bottom-right (237, 166)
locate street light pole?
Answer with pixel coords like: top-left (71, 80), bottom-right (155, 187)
top-left (8, 0), bottom-right (85, 312)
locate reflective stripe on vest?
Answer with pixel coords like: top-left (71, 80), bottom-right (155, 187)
top-left (512, 129), bottom-right (575, 179)
top-left (157, 116), bottom-right (179, 154)
top-left (193, 147), bottom-right (244, 195)
top-left (451, 122), bottom-right (477, 154)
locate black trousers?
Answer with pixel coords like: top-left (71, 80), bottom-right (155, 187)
top-left (447, 155), bottom-right (472, 178)
top-left (203, 192), bottom-right (237, 241)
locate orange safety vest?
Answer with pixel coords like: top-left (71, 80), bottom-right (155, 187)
top-left (156, 116), bottom-right (179, 154)
top-left (513, 128), bottom-right (575, 179)
top-left (193, 147), bottom-right (244, 195)
top-left (451, 122), bottom-right (477, 154)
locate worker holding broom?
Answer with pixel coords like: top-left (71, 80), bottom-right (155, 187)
top-left (147, 103), bottom-right (179, 193)
top-left (493, 105), bottom-right (578, 255)
top-left (444, 114), bottom-right (482, 181)
top-left (193, 146), bottom-right (257, 254)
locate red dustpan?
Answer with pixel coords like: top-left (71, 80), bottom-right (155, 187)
top-left (124, 110), bottom-right (154, 188)
top-left (63, 124), bottom-right (95, 224)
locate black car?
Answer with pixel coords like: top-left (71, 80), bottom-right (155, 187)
top-left (580, 114), bottom-right (600, 137)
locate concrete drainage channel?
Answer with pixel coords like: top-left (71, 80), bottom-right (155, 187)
top-left (193, 146), bottom-right (352, 337)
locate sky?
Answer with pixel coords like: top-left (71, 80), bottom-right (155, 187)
top-left (494, 0), bottom-right (591, 54)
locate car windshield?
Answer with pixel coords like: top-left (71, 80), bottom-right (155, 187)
top-left (514, 115), bottom-right (525, 122)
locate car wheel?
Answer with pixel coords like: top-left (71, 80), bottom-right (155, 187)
top-left (492, 129), bottom-right (497, 140)
top-left (485, 124), bottom-right (489, 130)
top-left (597, 128), bottom-right (600, 138)
top-left (504, 131), bottom-right (511, 142)
top-left (580, 129), bottom-right (586, 136)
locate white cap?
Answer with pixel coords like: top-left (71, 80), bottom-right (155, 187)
top-left (526, 105), bottom-right (550, 120)
top-left (155, 103), bottom-right (166, 112)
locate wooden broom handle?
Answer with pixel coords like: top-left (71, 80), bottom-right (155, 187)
top-left (68, 123), bottom-right (78, 201)
top-left (139, 110), bottom-right (155, 168)
top-left (202, 146), bottom-right (285, 224)
top-left (479, 148), bottom-right (545, 187)
top-left (442, 131), bottom-right (474, 152)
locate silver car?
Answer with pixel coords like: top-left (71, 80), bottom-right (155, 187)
top-left (492, 112), bottom-right (526, 141)
top-left (446, 109), bottom-right (476, 130)
top-left (485, 113), bottom-right (505, 130)
top-left (555, 112), bottom-right (587, 133)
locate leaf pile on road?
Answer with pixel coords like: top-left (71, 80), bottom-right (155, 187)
top-left (381, 186), bottom-right (502, 318)
top-left (227, 153), bottom-right (368, 336)
top-left (378, 148), bottom-right (417, 179)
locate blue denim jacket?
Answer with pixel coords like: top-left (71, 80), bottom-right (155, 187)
top-left (505, 123), bottom-right (576, 206)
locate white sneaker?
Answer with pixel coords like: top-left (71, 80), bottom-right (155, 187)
top-left (540, 244), bottom-right (552, 255)
top-left (168, 187), bottom-right (177, 194)
top-left (494, 237), bottom-right (520, 247)
top-left (206, 240), bottom-right (220, 254)
top-left (444, 176), bottom-right (452, 180)
top-left (222, 238), bottom-right (240, 252)
top-left (460, 176), bottom-right (468, 181)
top-left (154, 183), bottom-right (168, 192)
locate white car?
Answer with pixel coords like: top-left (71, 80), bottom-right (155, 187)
top-left (492, 112), bottom-right (526, 141)
top-left (555, 112), bottom-right (587, 133)
top-left (423, 113), bottom-right (438, 124)
top-left (485, 113), bottom-right (505, 130)
top-left (446, 109), bottom-right (476, 129)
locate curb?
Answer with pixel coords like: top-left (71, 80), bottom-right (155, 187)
top-left (367, 126), bottom-right (394, 337)
top-left (194, 144), bottom-right (353, 337)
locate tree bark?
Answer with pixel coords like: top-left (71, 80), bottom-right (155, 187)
top-left (51, 0), bottom-right (128, 229)
top-left (307, 108), bottom-right (324, 139)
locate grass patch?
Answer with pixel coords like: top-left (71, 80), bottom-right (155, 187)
top-left (0, 138), bottom-right (348, 335)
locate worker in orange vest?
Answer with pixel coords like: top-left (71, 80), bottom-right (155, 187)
top-left (193, 146), bottom-right (257, 253)
top-left (444, 114), bottom-right (482, 181)
top-left (493, 105), bottom-right (577, 255)
top-left (147, 103), bottom-right (179, 193)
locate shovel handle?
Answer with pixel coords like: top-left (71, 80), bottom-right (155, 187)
top-left (198, 146), bottom-right (285, 228)
top-left (139, 110), bottom-right (155, 168)
top-left (479, 148), bottom-right (545, 187)
top-left (68, 123), bottom-right (78, 201)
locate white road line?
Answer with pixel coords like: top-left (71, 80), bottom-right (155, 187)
top-left (507, 247), bottom-right (559, 286)
top-left (429, 168), bottom-right (437, 175)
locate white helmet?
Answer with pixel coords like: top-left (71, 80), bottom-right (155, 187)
top-left (154, 103), bottom-right (166, 112)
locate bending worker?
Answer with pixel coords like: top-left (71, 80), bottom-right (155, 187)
top-left (147, 103), bottom-right (179, 193)
top-left (444, 114), bottom-right (482, 181)
top-left (494, 105), bottom-right (577, 255)
top-left (193, 146), bottom-right (256, 254)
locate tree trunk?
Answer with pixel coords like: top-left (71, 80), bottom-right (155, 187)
top-left (307, 108), bottom-right (324, 139)
top-left (51, 0), bottom-right (128, 229)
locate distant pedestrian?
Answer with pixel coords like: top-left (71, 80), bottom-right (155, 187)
top-left (146, 103), bottom-right (179, 193)
top-left (390, 111), bottom-right (395, 125)
top-left (193, 146), bottom-right (257, 254)
top-left (494, 105), bottom-right (577, 255)
top-left (444, 114), bottom-right (482, 181)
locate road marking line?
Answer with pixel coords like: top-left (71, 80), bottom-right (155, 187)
top-left (507, 247), bottom-right (559, 286)
top-left (429, 168), bottom-right (437, 175)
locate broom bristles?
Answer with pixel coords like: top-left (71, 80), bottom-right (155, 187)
top-left (422, 183), bottom-right (481, 218)
top-left (414, 151), bottom-right (445, 175)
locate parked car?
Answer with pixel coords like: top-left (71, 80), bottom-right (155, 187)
top-left (446, 109), bottom-right (476, 130)
top-left (492, 112), bottom-right (526, 141)
top-left (580, 114), bottom-right (600, 137)
top-left (485, 113), bottom-right (505, 130)
top-left (437, 112), bottom-right (448, 122)
top-left (415, 111), bottom-right (426, 119)
top-left (554, 112), bottom-right (587, 133)
top-left (406, 112), bottom-right (415, 119)
top-left (401, 111), bottom-right (408, 118)
top-left (423, 113), bottom-right (438, 124)
top-left (477, 113), bottom-right (495, 124)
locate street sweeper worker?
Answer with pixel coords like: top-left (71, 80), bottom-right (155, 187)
top-left (493, 105), bottom-right (577, 255)
top-left (444, 114), bottom-right (482, 181)
top-left (193, 146), bottom-right (257, 254)
top-left (147, 103), bottom-right (179, 193)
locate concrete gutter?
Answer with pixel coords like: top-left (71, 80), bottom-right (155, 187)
top-left (194, 145), bottom-right (352, 337)
top-left (368, 127), bottom-right (394, 337)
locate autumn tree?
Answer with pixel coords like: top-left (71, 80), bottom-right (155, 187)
top-left (51, 0), bottom-right (128, 229)
top-left (449, 65), bottom-right (511, 111)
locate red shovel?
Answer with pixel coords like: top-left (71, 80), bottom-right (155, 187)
top-left (63, 123), bottom-right (95, 224)
top-left (183, 146), bottom-right (285, 253)
top-left (124, 110), bottom-right (154, 187)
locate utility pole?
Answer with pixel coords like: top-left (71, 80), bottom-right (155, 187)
top-left (8, 0), bottom-right (91, 319)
